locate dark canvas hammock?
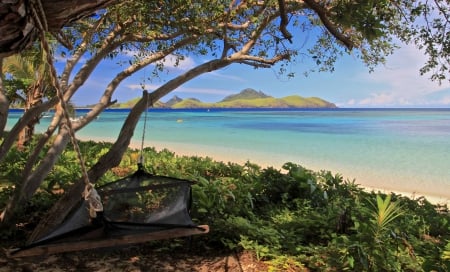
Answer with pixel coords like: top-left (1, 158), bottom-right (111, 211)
top-left (10, 164), bottom-right (209, 258)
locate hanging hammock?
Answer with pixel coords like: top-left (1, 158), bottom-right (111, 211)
top-left (9, 10), bottom-right (209, 257)
top-left (9, 164), bottom-right (209, 258)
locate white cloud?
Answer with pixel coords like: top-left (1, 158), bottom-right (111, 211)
top-left (439, 96), bottom-right (450, 105)
top-left (358, 92), bottom-right (398, 106)
top-left (206, 70), bottom-right (247, 82)
top-left (347, 44), bottom-right (450, 107)
top-left (174, 86), bottom-right (234, 96)
top-left (126, 83), bottom-right (233, 96)
top-left (154, 55), bottom-right (196, 71)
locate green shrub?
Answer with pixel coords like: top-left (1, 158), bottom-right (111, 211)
top-left (1, 140), bottom-right (448, 271)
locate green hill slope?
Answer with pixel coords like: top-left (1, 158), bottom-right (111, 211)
top-left (171, 99), bottom-right (212, 108)
top-left (113, 88), bottom-right (337, 109)
top-left (221, 88), bottom-right (271, 102)
top-left (280, 95), bottom-right (336, 108)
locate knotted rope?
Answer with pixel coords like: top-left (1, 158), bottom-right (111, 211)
top-left (30, 0), bottom-right (102, 217)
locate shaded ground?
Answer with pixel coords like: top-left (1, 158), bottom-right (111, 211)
top-left (0, 246), bottom-right (269, 272)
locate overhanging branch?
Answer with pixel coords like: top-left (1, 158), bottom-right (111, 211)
top-left (278, 0), bottom-right (293, 43)
top-left (237, 52), bottom-right (292, 68)
top-left (303, 0), bottom-right (355, 50)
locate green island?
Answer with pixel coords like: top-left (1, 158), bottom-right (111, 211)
top-left (108, 88), bottom-right (337, 109)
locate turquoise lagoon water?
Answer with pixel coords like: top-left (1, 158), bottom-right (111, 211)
top-left (6, 108), bottom-right (450, 201)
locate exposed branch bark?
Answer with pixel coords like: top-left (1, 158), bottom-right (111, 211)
top-left (278, 0), bottom-right (293, 43)
top-left (303, 0), bottom-right (355, 50)
top-left (0, 57), bottom-right (8, 137)
top-left (0, 0), bottom-right (118, 58)
top-left (60, 14), bottom-right (107, 88)
top-left (237, 52), bottom-right (292, 68)
top-left (0, 97), bottom-right (58, 162)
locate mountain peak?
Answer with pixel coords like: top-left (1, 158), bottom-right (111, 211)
top-left (112, 88), bottom-right (337, 109)
top-left (221, 88), bottom-right (271, 102)
top-left (165, 95), bottom-right (183, 107)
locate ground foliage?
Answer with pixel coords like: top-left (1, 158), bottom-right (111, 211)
top-left (0, 140), bottom-right (449, 271)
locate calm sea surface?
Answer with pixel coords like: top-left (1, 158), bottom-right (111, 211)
top-left (6, 108), bottom-right (450, 200)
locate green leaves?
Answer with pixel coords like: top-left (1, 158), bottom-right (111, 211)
top-left (443, 241), bottom-right (450, 260)
top-left (369, 194), bottom-right (404, 240)
top-left (1, 141), bottom-right (449, 270)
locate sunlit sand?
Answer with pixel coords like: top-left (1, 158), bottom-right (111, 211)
top-left (120, 138), bottom-right (449, 206)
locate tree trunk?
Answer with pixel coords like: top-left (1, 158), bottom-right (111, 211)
top-left (0, 126), bottom-right (71, 225)
top-left (0, 97), bottom-right (57, 162)
top-left (17, 81), bottom-right (44, 150)
top-left (0, 0), bottom-right (118, 58)
top-left (29, 95), bottom-right (148, 241)
top-left (0, 57), bottom-right (8, 137)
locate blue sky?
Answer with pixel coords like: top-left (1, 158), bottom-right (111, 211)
top-left (69, 43), bottom-right (450, 108)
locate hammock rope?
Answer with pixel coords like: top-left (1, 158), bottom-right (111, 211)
top-left (139, 90), bottom-right (150, 167)
top-left (31, 0), bottom-right (103, 217)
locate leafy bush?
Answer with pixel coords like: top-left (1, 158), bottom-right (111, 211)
top-left (1, 141), bottom-right (449, 271)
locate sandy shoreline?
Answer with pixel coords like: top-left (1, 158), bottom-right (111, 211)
top-left (82, 136), bottom-right (449, 206)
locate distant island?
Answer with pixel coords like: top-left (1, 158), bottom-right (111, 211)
top-left (110, 88), bottom-right (337, 109)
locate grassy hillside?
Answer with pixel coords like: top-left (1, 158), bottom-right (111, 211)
top-left (113, 88), bottom-right (337, 109)
top-left (280, 95), bottom-right (336, 108)
top-left (109, 97), bottom-right (165, 108)
top-left (171, 95), bottom-right (336, 108)
top-left (171, 99), bottom-right (213, 108)
top-left (220, 88), bottom-right (271, 102)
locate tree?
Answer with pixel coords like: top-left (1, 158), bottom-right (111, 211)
top-left (0, 0), bottom-right (117, 58)
top-left (0, 0), bottom-right (448, 234)
top-left (0, 57), bottom-right (7, 135)
top-left (3, 45), bottom-right (55, 149)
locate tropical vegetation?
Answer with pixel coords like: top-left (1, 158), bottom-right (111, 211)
top-left (0, 1), bottom-right (449, 269)
top-left (0, 140), bottom-right (448, 271)
top-left (2, 44), bottom-right (56, 149)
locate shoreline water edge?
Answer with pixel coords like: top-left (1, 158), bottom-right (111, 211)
top-left (7, 108), bottom-right (450, 206)
top-left (80, 136), bottom-right (449, 206)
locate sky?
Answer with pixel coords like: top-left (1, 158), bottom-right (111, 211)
top-left (68, 42), bottom-right (450, 108)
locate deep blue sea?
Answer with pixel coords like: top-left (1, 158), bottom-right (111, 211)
top-left (6, 108), bottom-right (450, 201)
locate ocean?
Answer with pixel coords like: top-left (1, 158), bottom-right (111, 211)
top-left (6, 108), bottom-right (450, 202)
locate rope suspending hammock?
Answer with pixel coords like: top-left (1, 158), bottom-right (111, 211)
top-left (9, 3), bottom-right (208, 258)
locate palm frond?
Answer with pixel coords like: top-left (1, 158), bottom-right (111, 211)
top-left (369, 194), bottom-right (404, 239)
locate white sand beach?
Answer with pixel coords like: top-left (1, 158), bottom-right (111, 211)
top-left (124, 138), bottom-right (449, 206)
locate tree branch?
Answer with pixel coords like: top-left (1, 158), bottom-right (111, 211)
top-left (236, 52), bottom-right (292, 68)
top-left (303, 0), bottom-right (355, 50)
top-left (0, 0), bottom-right (118, 58)
top-left (278, 0), bottom-right (293, 43)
